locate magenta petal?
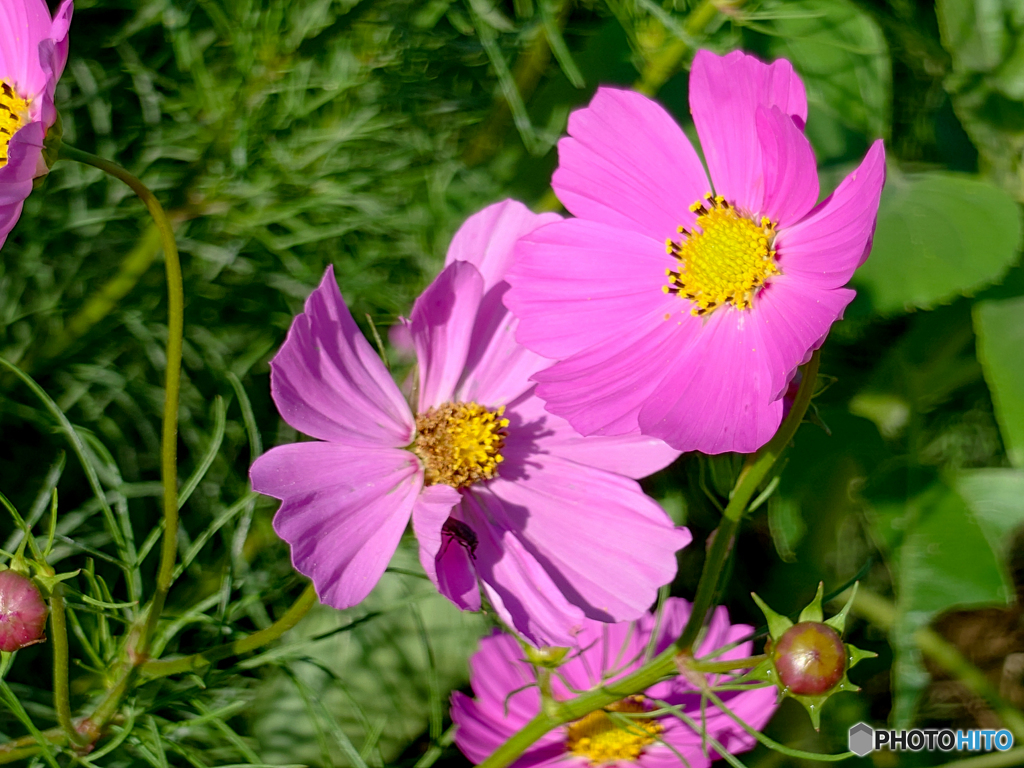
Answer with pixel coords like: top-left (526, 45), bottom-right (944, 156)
top-left (446, 199), bottom-right (561, 291)
top-left (531, 310), bottom-right (702, 437)
top-left (757, 105), bottom-right (819, 225)
top-left (411, 485), bottom-right (482, 612)
top-left (270, 266), bottom-right (415, 446)
top-left (510, 394), bottom-right (679, 479)
top-left (456, 286), bottom-right (550, 407)
top-left (464, 491), bottom-right (586, 647)
top-left (506, 218), bottom-right (676, 360)
top-left (774, 140), bottom-right (886, 288)
top-left (251, 442), bottom-right (422, 608)
top-left (486, 460), bottom-right (690, 623)
top-left (410, 483), bottom-right (462, 583)
top-left (754, 277), bottom-right (855, 399)
top-left (411, 260), bottom-right (485, 410)
top-left (638, 310), bottom-right (783, 453)
top-left (0, 0), bottom-right (58, 98)
top-left (0, 121), bottom-right (44, 206)
top-left (552, 87), bottom-right (709, 240)
top-left (690, 49), bottom-right (808, 213)
top-left (0, 200), bottom-right (25, 249)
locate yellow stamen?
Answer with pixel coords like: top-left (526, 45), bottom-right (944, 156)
top-left (565, 696), bottom-right (663, 764)
top-left (0, 82), bottom-right (31, 168)
top-left (665, 193), bottom-right (780, 316)
top-left (413, 402), bottom-right (509, 489)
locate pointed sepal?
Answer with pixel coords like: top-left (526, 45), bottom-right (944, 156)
top-left (798, 582), bottom-right (825, 623)
top-left (751, 592), bottom-right (793, 640)
top-left (824, 582), bottom-right (859, 635)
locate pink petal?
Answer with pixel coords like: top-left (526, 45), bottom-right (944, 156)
top-left (690, 49), bottom-right (808, 214)
top-left (445, 199), bottom-right (561, 292)
top-left (507, 393), bottom-right (679, 479)
top-left (0, 121), bottom-right (44, 205)
top-left (463, 491), bottom-right (586, 647)
top-left (753, 276), bottom-right (855, 400)
top-left (552, 87), bottom-right (709, 240)
top-left (0, 0), bottom-right (56, 99)
top-left (774, 140), bottom-right (886, 288)
top-left (455, 286), bottom-right (549, 407)
top-left (0, 200), bottom-right (24, 249)
top-left (486, 458), bottom-right (691, 623)
top-left (251, 442), bottom-right (422, 608)
top-left (411, 260), bottom-right (484, 410)
top-left (506, 218), bottom-right (676, 360)
top-left (48, 0), bottom-right (73, 82)
top-left (757, 105), bottom-right (819, 225)
top-left (638, 309), bottom-right (784, 454)
top-left (270, 266), bottom-right (415, 447)
top-left (410, 483), bottom-right (462, 584)
top-left (411, 485), bottom-right (481, 611)
top-left (530, 309), bottom-right (703, 437)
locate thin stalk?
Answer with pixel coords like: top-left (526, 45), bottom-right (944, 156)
top-left (689, 654), bottom-right (766, 674)
top-left (675, 349), bottom-right (820, 651)
top-left (478, 351), bottom-right (821, 768)
top-left (58, 143), bottom-right (183, 660)
top-left (633, 0), bottom-right (723, 96)
top-left (49, 589), bottom-right (88, 747)
top-left (140, 583), bottom-right (317, 678)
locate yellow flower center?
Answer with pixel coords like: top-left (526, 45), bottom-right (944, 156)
top-left (0, 81), bottom-right (31, 168)
top-left (565, 697), bottom-right (663, 764)
top-left (413, 402), bottom-right (508, 489)
top-left (664, 192), bottom-right (780, 316)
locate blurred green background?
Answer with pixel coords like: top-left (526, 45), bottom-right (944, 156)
top-left (2, 0), bottom-right (1024, 765)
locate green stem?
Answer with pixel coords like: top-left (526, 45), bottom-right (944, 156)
top-left (675, 349), bottom-right (820, 652)
top-left (851, 588), bottom-right (1024, 740)
top-left (49, 590), bottom-right (88, 747)
top-left (140, 583), bottom-right (318, 679)
top-left (689, 654), bottom-right (766, 674)
top-left (633, 0), bottom-right (724, 96)
top-left (478, 351), bottom-right (821, 768)
top-left (58, 143), bottom-right (184, 660)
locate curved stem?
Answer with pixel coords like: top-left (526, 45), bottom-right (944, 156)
top-left (49, 590), bottom-right (88, 747)
top-left (478, 351), bottom-right (822, 768)
top-left (140, 583), bottom-right (317, 679)
top-left (675, 349), bottom-right (820, 651)
top-left (58, 143), bottom-right (183, 659)
top-left (633, 0), bottom-right (725, 96)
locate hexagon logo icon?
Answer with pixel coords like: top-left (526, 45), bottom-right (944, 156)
top-left (849, 722), bottom-right (874, 757)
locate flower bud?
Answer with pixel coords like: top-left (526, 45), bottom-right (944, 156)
top-left (0, 570), bottom-right (48, 652)
top-left (770, 621), bottom-right (846, 696)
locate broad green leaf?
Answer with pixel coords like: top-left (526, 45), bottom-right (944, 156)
top-left (974, 297), bottom-right (1024, 467)
top-left (937, 0), bottom-right (1024, 198)
top-left (956, 469), bottom-right (1024, 585)
top-left (854, 172), bottom-right (1021, 314)
top-left (766, 0), bottom-right (891, 145)
top-left (866, 479), bottom-right (1010, 727)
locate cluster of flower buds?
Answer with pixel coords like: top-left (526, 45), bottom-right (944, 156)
top-left (747, 583), bottom-right (876, 729)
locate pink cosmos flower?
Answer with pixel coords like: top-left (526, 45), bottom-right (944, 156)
top-left (250, 200), bottom-right (691, 646)
top-left (0, 0), bottom-right (74, 249)
top-left (505, 50), bottom-right (885, 454)
top-left (452, 598), bottom-right (777, 767)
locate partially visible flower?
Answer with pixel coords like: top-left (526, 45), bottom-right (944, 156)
top-left (0, 569), bottom-right (48, 652)
top-left (0, 0), bottom-right (74, 249)
top-left (251, 200), bottom-right (690, 646)
top-left (452, 598), bottom-right (777, 767)
top-left (505, 49), bottom-right (885, 454)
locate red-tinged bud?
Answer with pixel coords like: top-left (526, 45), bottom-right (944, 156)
top-left (0, 570), bottom-right (48, 652)
top-left (770, 621), bottom-right (846, 696)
